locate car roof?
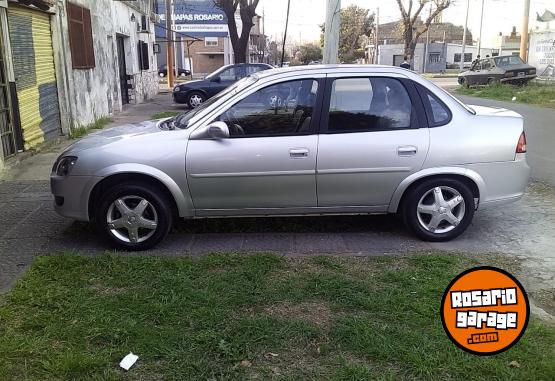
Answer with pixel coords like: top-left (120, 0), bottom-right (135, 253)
top-left (254, 64), bottom-right (413, 78)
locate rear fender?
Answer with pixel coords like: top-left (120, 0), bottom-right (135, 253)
top-left (388, 167), bottom-right (486, 213)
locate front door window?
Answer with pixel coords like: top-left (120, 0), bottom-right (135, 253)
top-left (217, 79), bottom-right (319, 137)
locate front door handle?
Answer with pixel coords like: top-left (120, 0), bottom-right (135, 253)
top-left (289, 148), bottom-right (309, 158)
top-left (397, 146), bottom-right (417, 156)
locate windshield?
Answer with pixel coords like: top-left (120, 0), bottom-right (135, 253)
top-left (205, 65), bottom-right (230, 79)
top-left (494, 56), bottom-right (525, 67)
top-left (175, 75), bottom-right (257, 128)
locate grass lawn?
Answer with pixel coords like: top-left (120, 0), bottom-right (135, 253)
top-left (151, 111), bottom-right (181, 120)
top-left (0, 252), bottom-right (553, 380)
top-left (455, 82), bottom-right (555, 108)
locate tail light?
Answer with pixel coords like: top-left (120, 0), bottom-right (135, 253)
top-left (516, 132), bottom-right (527, 153)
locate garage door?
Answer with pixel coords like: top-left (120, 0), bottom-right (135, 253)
top-left (8, 5), bottom-right (61, 150)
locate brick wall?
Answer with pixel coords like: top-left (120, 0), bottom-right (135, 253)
top-left (187, 37), bottom-right (225, 76)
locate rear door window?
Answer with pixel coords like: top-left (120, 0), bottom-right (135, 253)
top-left (326, 77), bottom-right (414, 132)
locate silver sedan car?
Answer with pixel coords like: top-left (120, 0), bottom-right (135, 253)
top-left (51, 65), bottom-right (530, 250)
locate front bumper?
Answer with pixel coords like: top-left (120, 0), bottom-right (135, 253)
top-left (50, 174), bottom-right (101, 221)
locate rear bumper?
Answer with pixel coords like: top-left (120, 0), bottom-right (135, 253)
top-left (468, 154), bottom-right (531, 210)
top-left (501, 74), bottom-right (536, 83)
top-left (50, 174), bottom-right (100, 221)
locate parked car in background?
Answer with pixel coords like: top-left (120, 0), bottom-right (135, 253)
top-left (51, 65), bottom-right (530, 250)
top-left (159, 64), bottom-right (191, 78)
top-left (173, 63), bottom-right (273, 108)
top-left (458, 55), bottom-right (536, 87)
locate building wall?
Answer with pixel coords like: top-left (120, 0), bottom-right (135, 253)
top-left (187, 37), bottom-right (225, 76)
top-left (53, 0), bottom-right (158, 129)
top-left (445, 44), bottom-right (494, 68)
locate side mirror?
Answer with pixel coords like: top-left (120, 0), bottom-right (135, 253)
top-left (211, 76), bottom-right (221, 83)
top-left (207, 121), bottom-right (229, 139)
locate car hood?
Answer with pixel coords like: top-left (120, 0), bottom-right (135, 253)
top-left (469, 105), bottom-right (522, 118)
top-left (64, 120), bottom-right (165, 153)
top-left (180, 79), bottom-right (206, 88)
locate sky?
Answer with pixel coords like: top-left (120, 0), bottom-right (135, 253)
top-left (258, 0), bottom-right (555, 47)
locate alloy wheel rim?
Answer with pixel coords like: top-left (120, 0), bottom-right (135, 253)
top-left (190, 94), bottom-right (203, 108)
top-left (417, 186), bottom-right (466, 234)
top-left (106, 195), bottom-right (158, 243)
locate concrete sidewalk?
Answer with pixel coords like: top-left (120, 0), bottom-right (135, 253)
top-left (1, 92), bottom-right (185, 181)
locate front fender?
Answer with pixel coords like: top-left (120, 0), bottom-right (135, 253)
top-left (387, 167), bottom-right (487, 213)
top-left (94, 163), bottom-right (194, 217)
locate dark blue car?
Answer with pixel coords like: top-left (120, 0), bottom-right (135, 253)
top-left (173, 63), bottom-right (273, 108)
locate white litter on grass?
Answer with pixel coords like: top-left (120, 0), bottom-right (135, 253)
top-left (119, 352), bottom-right (139, 371)
top-left (512, 97), bottom-right (517, 101)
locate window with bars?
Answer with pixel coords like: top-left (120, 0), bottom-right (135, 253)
top-left (428, 53), bottom-right (441, 64)
top-left (67, 2), bottom-right (95, 69)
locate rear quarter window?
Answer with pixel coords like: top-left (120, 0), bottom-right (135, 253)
top-left (416, 84), bottom-right (452, 127)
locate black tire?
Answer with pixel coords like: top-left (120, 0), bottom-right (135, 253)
top-left (186, 91), bottom-right (206, 109)
top-left (402, 178), bottom-right (475, 242)
top-left (95, 182), bottom-right (173, 251)
top-left (487, 77), bottom-right (497, 86)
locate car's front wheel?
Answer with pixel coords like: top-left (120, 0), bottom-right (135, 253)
top-left (403, 178), bottom-right (475, 242)
top-left (186, 91), bottom-right (206, 108)
top-left (95, 183), bottom-right (173, 250)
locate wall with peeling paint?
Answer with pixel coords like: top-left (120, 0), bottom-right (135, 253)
top-left (52, 0), bottom-right (158, 129)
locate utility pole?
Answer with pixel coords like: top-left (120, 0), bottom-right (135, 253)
top-left (423, 4), bottom-right (432, 73)
top-left (165, 0), bottom-right (174, 88)
top-left (477, 0), bottom-right (485, 59)
top-left (323, 0), bottom-right (340, 64)
top-left (280, 0), bottom-right (291, 67)
top-left (374, 7), bottom-right (379, 64)
top-left (520, 0), bottom-right (531, 61)
top-left (460, 0), bottom-right (470, 71)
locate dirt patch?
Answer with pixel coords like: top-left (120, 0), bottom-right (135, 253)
top-left (249, 300), bottom-right (333, 329)
top-left (87, 283), bottom-right (125, 296)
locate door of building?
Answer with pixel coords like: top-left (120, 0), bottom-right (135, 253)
top-left (116, 36), bottom-right (129, 105)
top-left (7, 5), bottom-right (61, 150)
top-left (0, 18), bottom-right (16, 159)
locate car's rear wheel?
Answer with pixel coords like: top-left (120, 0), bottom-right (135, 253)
top-left (95, 183), bottom-right (172, 250)
top-left (186, 91), bottom-right (206, 108)
top-left (403, 178), bottom-right (475, 242)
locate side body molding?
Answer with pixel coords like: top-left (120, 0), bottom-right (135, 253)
top-left (387, 167), bottom-right (487, 213)
top-left (94, 164), bottom-right (193, 217)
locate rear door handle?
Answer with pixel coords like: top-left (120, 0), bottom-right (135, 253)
top-left (289, 148), bottom-right (309, 158)
top-left (397, 146), bottom-right (417, 156)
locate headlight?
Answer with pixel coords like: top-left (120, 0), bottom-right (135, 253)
top-left (173, 86), bottom-right (181, 92)
top-left (529, 69), bottom-right (536, 75)
top-left (54, 156), bottom-right (78, 176)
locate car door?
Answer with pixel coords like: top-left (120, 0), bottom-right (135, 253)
top-left (186, 77), bottom-right (323, 214)
top-left (316, 75), bottom-right (429, 209)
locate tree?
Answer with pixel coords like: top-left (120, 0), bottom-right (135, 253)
top-left (395, 0), bottom-right (452, 62)
top-left (298, 43), bottom-right (322, 64)
top-left (320, 5), bottom-right (374, 63)
top-left (214, 0), bottom-right (260, 63)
